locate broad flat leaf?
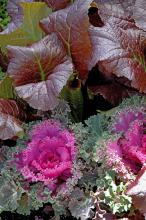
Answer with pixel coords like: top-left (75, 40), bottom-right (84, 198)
top-left (0, 2), bottom-right (51, 52)
top-left (95, 0), bottom-right (135, 21)
top-left (127, 166), bottom-right (146, 214)
top-left (44, 0), bottom-right (70, 10)
top-left (0, 99), bottom-right (24, 140)
top-left (133, 0), bottom-right (146, 31)
top-left (0, 76), bottom-right (15, 99)
top-left (89, 17), bottom-right (146, 93)
top-left (7, 34), bottom-right (73, 111)
top-left (1, 0), bottom-right (33, 34)
top-left (89, 83), bottom-right (129, 106)
top-left (40, 0), bottom-right (95, 80)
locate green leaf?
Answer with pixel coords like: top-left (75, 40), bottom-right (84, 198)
top-left (60, 81), bottom-right (83, 122)
top-left (0, 76), bottom-right (15, 99)
top-left (0, 0), bottom-right (10, 29)
top-left (0, 2), bottom-right (52, 52)
top-left (0, 174), bottom-right (23, 213)
top-left (97, 107), bottom-right (117, 117)
top-left (0, 67), bottom-right (6, 80)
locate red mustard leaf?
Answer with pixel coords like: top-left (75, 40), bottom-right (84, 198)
top-left (133, 0), bottom-right (146, 31)
top-left (95, 0), bottom-right (135, 21)
top-left (40, 0), bottom-right (95, 80)
top-left (127, 166), bottom-right (146, 214)
top-left (1, 0), bottom-right (33, 34)
top-left (89, 82), bottom-right (130, 106)
top-left (89, 16), bottom-right (146, 93)
top-left (7, 34), bottom-right (73, 111)
top-left (44, 0), bottom-right (70, 10)
top-left (0, 99), bottom-right (24, 140)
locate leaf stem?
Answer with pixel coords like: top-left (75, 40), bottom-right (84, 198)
top-left (34, 54), bottom-right (46, 81)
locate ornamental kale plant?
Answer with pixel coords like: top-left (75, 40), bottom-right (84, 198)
top-left (1, 0), bottom-right (146, 219)
top-left (15, 120), bottom-right (77, 191)
top-left (108, 109), bottom-right (146, 174)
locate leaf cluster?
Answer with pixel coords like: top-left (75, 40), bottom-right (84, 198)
top-left (0, 0), bottom-right (10, 29)
top-left (102, 171), bottom-right (132, 215)
top-left (0, 0), bottom-right (146, 219)
top-left (71, 114), bottom-right (108, 162)
top-left (0, 96), bottom-right (144, 219)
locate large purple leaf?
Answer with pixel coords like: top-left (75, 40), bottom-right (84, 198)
top-left (95, 0), bottom-right (135, 21)
top-left (89, 82), bottom-right (130, 106)
top-left (0, 99), bottom-right (24, 140)
top-left (89, 16), bottom-right (146, 93)
top-left (7, 34), bottom-right (73, 111)
top-left (40, 0), bottom-right (95, 80)
top-left (127, 166), bottom-right (146, 214)
top-left (133, 0), bottom-right (146, 31)
top-left (44, 0), bottom-right (70, 10)
top-left (1, 0), bottom-right (33, 34)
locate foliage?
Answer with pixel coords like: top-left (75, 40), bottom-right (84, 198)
top-left (71, 114), bottom-right (108, 162)
top-left (44, 0), bottom-right (70, 10)
top-left (0, 2), bottom-right (51, 52)
top-left (7, 34), bottom-right (73, 111)
top-left (102, 171), bottom-right (132, 214)
top-left (127, 165), bottom-right (146, 215)
top-left (0, 76), bottom-right (15, 99)
top-left (69, 192), bottom-right (94, 220)
top-left (1, 0), bottom-right (146, 114)
top-left (1, 0), bottom-right (146, 219)
top-left (106, 95), bottom-right (146, 181)
top-left (0, 0), bottom-right (10, 29)
top-left (0, 95), bottom-right (146, 219)
top-left (15, 119), bottom-right (77, 190)
top-left (50, 100), bottom-right (72, 127)
top-left (0, 67), bottom-right (6, 80)
top-left (40, 0), bottom-right (95, 80)
top-left (0, 99), bottom-right (25, 140)
top-left (60, 77), bottom-right (83, 122)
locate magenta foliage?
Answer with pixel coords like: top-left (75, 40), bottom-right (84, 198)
top-left (108, 110), bottom-right (146, 174)
top-left (113, 111), bottom-right (145, 133)
top-left (15, 120), bottom-right (77, 191)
